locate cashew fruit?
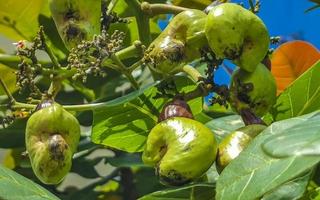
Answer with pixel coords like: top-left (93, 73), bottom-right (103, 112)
top-left (205, 3), bottom-right (269, 72)
top-left (229, 63), bottom-right (277, 117)
top-left (26, 102), bottom-right (80, 184)
top-left (144, 10), bottom-right (207, 74)
top-left (158, 98), bottom-right (193, 122)
top-left (49, 0), bottom-right (101, 50)
top-left (143, 117), bottom-right (217, 186)
top-left (216, 124), bottom-right (266, 173)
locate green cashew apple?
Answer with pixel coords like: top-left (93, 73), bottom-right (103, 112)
top-left (216, 124), bottom-right (266, 173)
top-left (49, 0), bottom-right (101, 50)
top-left (143, 117), bottom-right (217, 186)
top-left (26, 101), bottom-right (80, 184)
top-left (205, 3), bottom-right (269, 72)
top-left (144, 10), bottom-right (207, 75)
top-left (229, 63), bottom-right (277, 117)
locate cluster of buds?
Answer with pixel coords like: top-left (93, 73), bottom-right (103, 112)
top-left (14, 27), bottom-right (46, 98)
top-left (200, 47), bottom-right (229, 107)
top-left (67, 30), bottom-right (125, 82)
top-left (101, 10), bottom-right (130, 32)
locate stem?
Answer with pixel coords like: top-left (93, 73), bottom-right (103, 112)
top-left (106, 0), bottom-right (119, 15)
top-left (0, 77), bottom-right (15, 103)
top-left (10, 101), bottom-right (106, 111)
top-left (248, 0), bottom-right (255, 11)
top-left (110, 54), bottom-right (139, 89)
top-left (183, 84), bottom-right (211, 102)
top-left (141, 2), bottom-right (190, 16)
top-left (125, 0), bottom-right (151, 46)
top-left (128, 60), bottom-right (143, 73)
top-left (120, 167), bottom-right (138, 200)
top-left (115, 41), bottom-right (144, 60)
top-left (47, 79), bottom-right (62, 99)
top-left (181, 65), bottom-right (203, 82)
top-left (0, 54), bottom-right (51, 70)
top-left (39, 26), bottom-right (61, 69)
top-left (186, 30), bottom-right (207, 48)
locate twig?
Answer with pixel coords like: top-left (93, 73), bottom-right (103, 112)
top-left (0, 77), bottom-right (15, 104)
top-left (141, 2), bottom-right (189, 16)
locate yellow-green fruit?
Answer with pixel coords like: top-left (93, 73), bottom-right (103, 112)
top-left (216, 124), bottom-right (266, 173)
top-left (26, 103), bottom-right (80, 184)
top-left (229, 63), bottom-right (277, 117)
top-left (49, 0), bottom-right (101, 50)
top-left (142, 117), bottom-right (217, 186)
top-left (205, 3), bottom-right (269, 72)
top-left (144, 10), bottom-right (207, 74)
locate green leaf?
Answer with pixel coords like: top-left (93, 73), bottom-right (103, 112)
top-left (139, 183), bottom-right (215, 200)
top-left (270, 61), bottom-right (320, 122)
top-left (262, 171), bottom-right (312, 200)
top-left (262, 119), bottom-right (320, 157)
top-left (92, 76), bottom-right (202, 152)
top-left (205, 115), bottom-right (244, 142)
top-left (0, 0), bottom-right (46, 40)
top-left (0, 165), bottom-right (60, 200)
top-left (216, 111), bottom-right (320, 200)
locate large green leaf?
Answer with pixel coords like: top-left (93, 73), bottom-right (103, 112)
top-left (270, 61), bottom-right (320, 122)
top-left (91, 76), bottom-right (202, 152)
top-left (0, 0), bottom-right (45, 40)
top-left (0, 165), bottom-right (59, 200)
top-left (216, 111), bottom-right (320, 200)
top-left (262, 171), bottom-right (312, 200)
top-left (262, 121), bottom-right (320, 157)
top-left (139, 183), bottom-right (215, 200)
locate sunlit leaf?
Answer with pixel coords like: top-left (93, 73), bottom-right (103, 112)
top-left (0, 0), bottom-right (46, 40)
top-left (0, 165), bottom-right (59, 200)
top-left (269, 60), bottom-right (320, 121)
top-left (216, 111), bottom-right (320, 200)
top-left (139, 183), bottom-right (215, 200)
top-left (91, 76), bottom-right (202, 152)
top-left (271, 41), bottom-right (320, 95)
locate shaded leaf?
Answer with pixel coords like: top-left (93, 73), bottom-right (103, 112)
top-left (216, 111), bottom-right (320, 200)
top-left (92, 76), bottom-right (202, 152)
top-left (270, 61), bottom-right (320, 122)
top-left (139, 183), bottom-right (215, 200)
top-left (71, 157), bottom-right (101, 179)
top-left (106, 153), bottom-right (144, 168)
top-left (271, 41), bottom-right (320, 95)
top-left (0, 165), bottom-right (59, 200)
top-left (0, 119), bottom-right (26, 148)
